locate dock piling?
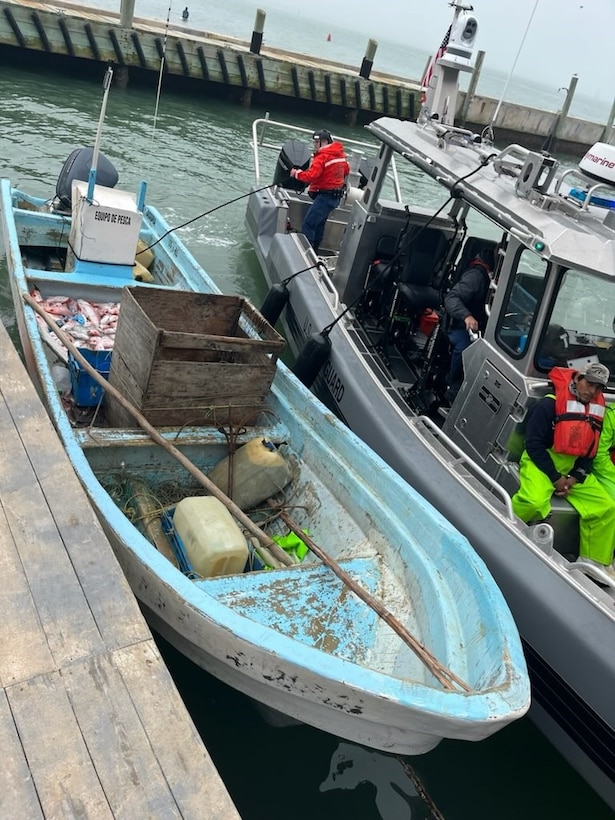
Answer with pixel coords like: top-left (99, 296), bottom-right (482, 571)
top-left (120, 0), bottom-right (135, 29)
top-left (359, 38), bottom-right (377, 80)
top-left (250, 8), bottom-right (265, 55)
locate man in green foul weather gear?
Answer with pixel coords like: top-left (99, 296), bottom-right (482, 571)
top-left (512, 364), bottom-right (615, 578)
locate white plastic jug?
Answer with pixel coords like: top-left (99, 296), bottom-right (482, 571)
top-left (208, 438), bottom-right (291, 510)
top-left (173, 496), bottom-right (249, 578)
top-left (51, 363), bottom-right (71, 395)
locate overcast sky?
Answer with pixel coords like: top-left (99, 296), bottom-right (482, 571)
top-left (262, 0), bottom-right (614, 103)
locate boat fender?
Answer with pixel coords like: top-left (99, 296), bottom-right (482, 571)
top-left (292, 331), bottom-right (331, 387)
top-left (133, 260), bottom-right (154, 282)
top-left (135, 238), bottom-right (155, 269)
top-left (260, 282), bottom-right (290, 325)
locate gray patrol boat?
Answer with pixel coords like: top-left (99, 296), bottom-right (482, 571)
top-left (246, 1), bottom-right (615, 806)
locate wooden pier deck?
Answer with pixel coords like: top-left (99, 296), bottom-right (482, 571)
top-left (0, 320), bottom-right (240, 818)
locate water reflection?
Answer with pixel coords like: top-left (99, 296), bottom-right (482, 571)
top-left (320, 742), bottom-right (426, 819)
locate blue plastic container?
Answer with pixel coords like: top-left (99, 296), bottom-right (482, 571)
top-left (68, 348), bottom-right (112, 406)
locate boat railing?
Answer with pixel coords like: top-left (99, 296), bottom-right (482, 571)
top-left (413, 415), bottom-right (516, 521)
top-left (249, 116), bottom-right (403, 200)
top-left (554, 167), bottom-right (615, 212)
top-left (316, 263), bottom-right (339, 311)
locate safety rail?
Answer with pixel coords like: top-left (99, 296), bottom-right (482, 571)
top-left (413, 415), bottom-right (516, 521)
top-left (315, 263), bottom-right (340, 311)
top-left (250, 115), bottom-right (403, 201)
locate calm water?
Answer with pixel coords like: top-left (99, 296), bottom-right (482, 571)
top-left (0, 38), bottom-right (612, 820)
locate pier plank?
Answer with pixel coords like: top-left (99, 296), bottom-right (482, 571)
top-left (0, 338), bottom-right (150, 654)
top-left (114, 641), bottom-right (236, 817)
top-left (0, 384), bottom-right (107, 668)
top-left (0, 315), bottom-right (240, 816)
top-left (0, 488), bottom-right (58, 684)
top-left (63, 652), bottom-right (183, 818)
top-left (7, 405), bottom-right (151, 652)
top-left (8, 670), bottom-right (114, 818)
top-left (0, 689), bottom-right (43, 818)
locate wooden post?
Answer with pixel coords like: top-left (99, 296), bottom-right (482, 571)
top-left (119, 0), bottom-right (135, 29)
top-left (114, 65), bottom-right (129, 89)
top-left (250, 9), bottom-right (265, 55)
top-left (359, 39), bottom-right (377, 80)
top-left (459, 49), bottom-right (484, 126)
top-left (554, 74), bottom-right (578, 142)
top-left (600, 96), bottom-right (615, 144)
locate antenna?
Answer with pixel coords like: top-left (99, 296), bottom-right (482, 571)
top-left (87, 65), bottom-right (114, 201)
top-left (489, 0), bottom-right (540, 132)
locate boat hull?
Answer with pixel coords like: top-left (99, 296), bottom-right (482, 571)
top-left (246, 186), bottom-right (615, 808)
top-left (1, 178), bottom-right (530, 758)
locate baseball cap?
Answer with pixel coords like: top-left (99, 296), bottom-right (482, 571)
top-left (312, 129), bottom-right (333, 143)
top-left (580, 362), bottom-right (610, 386)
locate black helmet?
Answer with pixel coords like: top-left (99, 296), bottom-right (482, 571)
top-left (312, 129), bottom-right (333, 144)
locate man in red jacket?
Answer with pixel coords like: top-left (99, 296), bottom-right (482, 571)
top-left (289, 129), bottom-right (350, 254)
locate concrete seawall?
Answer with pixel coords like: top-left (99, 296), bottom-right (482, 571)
top-left (0, 0), bottom-right (613, 155)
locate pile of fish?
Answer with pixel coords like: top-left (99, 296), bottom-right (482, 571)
top-left (31, 289), bottom-right (120, 352)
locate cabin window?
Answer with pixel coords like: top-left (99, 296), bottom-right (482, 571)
top-left (537, 268), bottom-right (615, 376)
top-left (496, 248), bottom-right (547, 358)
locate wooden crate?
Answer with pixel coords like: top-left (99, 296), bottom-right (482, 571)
top-left (105, 287), bottom-right (285, 427)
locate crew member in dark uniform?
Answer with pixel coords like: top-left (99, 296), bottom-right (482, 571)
top-left (443, 245), bottom-right (496, 399)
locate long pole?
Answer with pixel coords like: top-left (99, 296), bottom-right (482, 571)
top-left (87, 66), bottom-right (114, 201)
top-left (490, 0), bottom-right (540, 129)
top-left (277, 509), bottom-right (470, 692)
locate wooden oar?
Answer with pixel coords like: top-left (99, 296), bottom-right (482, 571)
top-left (276, 508), bottom-right (471, 693)
top-left (24, 292), bottom-right (294, 568)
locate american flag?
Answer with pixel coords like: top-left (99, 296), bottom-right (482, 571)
top-left (421, 25), bottom-right (452, 103)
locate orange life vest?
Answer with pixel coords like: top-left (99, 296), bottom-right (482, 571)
top-left (549, 367), bottom-right (605, 458)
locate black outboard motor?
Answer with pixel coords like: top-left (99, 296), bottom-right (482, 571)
top-left (357, 156), bottom-right (375, 189)
top-left (55, 146), bottom-right (119, 210)
top-left (273, 139), bottom-right (312, 191)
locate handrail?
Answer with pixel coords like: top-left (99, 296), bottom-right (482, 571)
top-left (413, 415), bottom-right (516, 521)
top-left (316, 264), bottom-right (340, 311)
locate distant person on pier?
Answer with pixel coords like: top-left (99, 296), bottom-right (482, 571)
top-left (182, 7), bottom-right (189, 21)
top-left (289, 129), bottom-right (349, 255)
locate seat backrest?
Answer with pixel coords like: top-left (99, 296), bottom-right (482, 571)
top-left (372, 234), bottom-right (398, 262)
top-left (451, 236), bottom-right (498, 287)
top-left (399, 227), bottom-right (449, 288)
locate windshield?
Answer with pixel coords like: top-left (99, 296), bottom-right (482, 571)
top-left (537, 268), bottom-right (615, 381)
